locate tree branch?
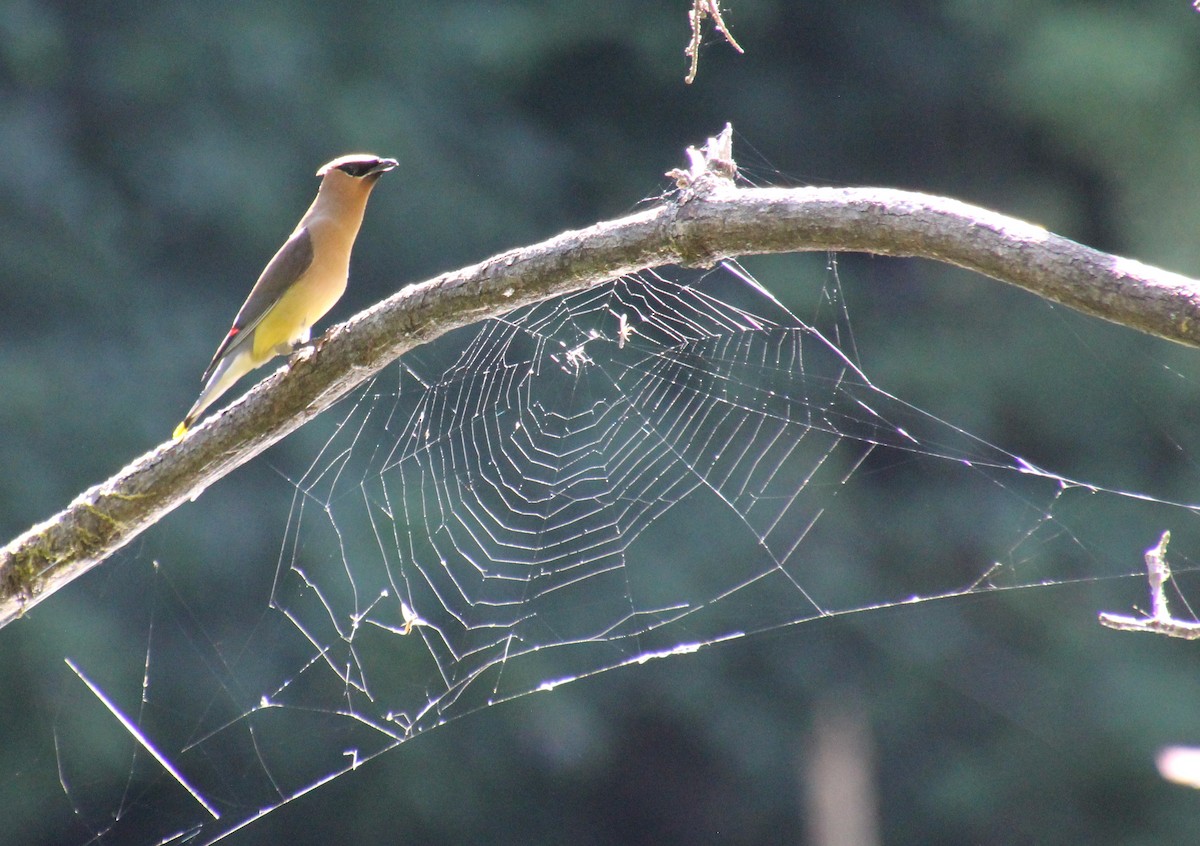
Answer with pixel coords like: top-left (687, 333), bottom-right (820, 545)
top-left (5, 124), bottom-right (1200, 629)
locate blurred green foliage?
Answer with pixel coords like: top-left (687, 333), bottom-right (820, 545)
top-left (5, 1), bottom-right (1200, 843)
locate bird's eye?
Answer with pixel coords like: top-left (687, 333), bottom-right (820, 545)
top-left (338, 160), bottom-right (379, 177)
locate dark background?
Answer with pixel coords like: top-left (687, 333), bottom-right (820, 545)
top-left (6, 1), bottom-right (1200, 843)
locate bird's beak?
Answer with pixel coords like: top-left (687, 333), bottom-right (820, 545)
top-left (371, 158), bottom-right (399, 175)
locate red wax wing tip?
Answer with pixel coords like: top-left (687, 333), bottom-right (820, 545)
top-left (228, 327), bottom-right (241, 337)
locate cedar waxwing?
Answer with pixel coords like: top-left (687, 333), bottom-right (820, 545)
top-left (173, 154), bottom-right (398, 439)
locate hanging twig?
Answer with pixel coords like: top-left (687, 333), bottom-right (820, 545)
top-left (685, 0), bottom-right (744, 84)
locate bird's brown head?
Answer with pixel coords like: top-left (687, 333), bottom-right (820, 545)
top-left (317, 154), bottom-right (399, 184)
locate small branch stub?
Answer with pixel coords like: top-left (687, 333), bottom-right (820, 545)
top-left (1099, 531), bottom-right (1200, 639)
top-left (666, 122), bottom-right (737, 194)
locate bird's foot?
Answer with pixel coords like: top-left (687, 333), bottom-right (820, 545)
top-left (287, 333), bottom-right (329, 366)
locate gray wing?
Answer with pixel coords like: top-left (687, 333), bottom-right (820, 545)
top-left (199, 227), bottom-right (315, 383)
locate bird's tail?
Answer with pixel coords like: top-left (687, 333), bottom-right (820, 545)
top-left (172, 346), bottom-right (258, 439)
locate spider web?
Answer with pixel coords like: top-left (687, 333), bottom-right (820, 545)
top-left (275, 265), bottom-right (1052, 718)
top-left (43, 261), bottom-right (1199, 845)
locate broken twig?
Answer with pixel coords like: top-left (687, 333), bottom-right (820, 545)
top-left (1099, 531), bottom-right (1200, 639)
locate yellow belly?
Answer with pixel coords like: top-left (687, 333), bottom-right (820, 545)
top-left (250, 265), bottom-right (348, 362)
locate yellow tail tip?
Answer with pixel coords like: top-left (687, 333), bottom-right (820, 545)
top-left (173, 421), bottom-right (190, 440)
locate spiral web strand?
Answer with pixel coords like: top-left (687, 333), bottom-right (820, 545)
top-left (49, 261), bottom-right (1197, 845)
